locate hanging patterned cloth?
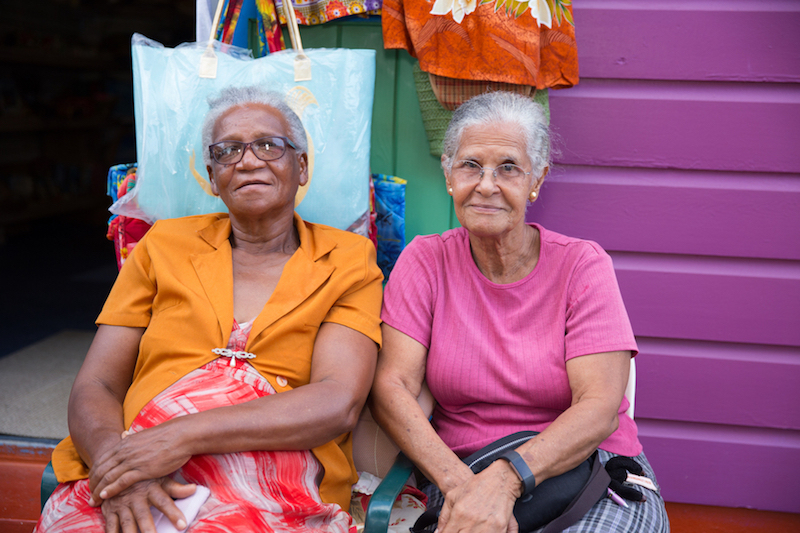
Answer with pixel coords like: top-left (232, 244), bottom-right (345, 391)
top-left (275, 0), bottom-right (382, 26)
top-left (255, 0), bottom-right (286, 53)
top-left (214, 0), bottom-right (286, 54)
top-left (214, 0), bottom-right (244, 43)
top-left (382, 0), bottom-right (578, 90)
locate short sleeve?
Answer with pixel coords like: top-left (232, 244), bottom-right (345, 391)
top-left (380, 236), bottom-right (437, 349)
top-left (564, 245), bottom-right (638, 360)
top-left (96, 226), bottom-right (158, 328)
top-left (322, 239), bottom-right (384, 348)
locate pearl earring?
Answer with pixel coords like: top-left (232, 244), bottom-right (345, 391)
top-left (530, 191), bottom-right (538, 201)
top-left (448, 187), bottom-right (453, 195)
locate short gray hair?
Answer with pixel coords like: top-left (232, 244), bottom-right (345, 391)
top-left (201, 86), bottom-right (308, 167)
top-left (441, 91), bottom-right (551, 178)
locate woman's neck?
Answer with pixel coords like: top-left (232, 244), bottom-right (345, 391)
top-left (228, 212), bottom-right (299, 257)
top-left (468, 224), bottom-right (540, 284)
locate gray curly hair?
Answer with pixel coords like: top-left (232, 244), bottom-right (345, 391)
top-left (201, 86), bottom-right (307, 168)
top-left (441, 91), bottom-right (551, 179)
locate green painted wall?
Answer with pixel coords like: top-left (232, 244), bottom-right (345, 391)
top-left (289, 19), bottom-right (457, 242)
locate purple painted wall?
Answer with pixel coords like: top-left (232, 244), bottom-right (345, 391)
top-left (527, 0), bottom-right (800, 513)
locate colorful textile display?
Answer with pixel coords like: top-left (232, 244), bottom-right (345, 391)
top-left (105, 163), bottom-right (152, 270)
top-left (373, 174), bottom-right (407, 279)
top-left (215, 0), bottom-right (245, 43)
top-left (368, 175), bottom-right (379, 250)
top-left (382, 0), bottom-right (578, 89)
top-left (255, 0), bottom-right (287, 53)
top-left (276, 0), bottom-right (382, 26)
top-left (214, 0), bottom-right (286, 54)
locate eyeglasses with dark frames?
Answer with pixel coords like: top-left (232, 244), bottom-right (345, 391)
top-left (209, 136), bottom-right (297, 166)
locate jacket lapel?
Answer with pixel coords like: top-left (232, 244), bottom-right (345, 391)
top-left (248, 215), bottom-right (336, 345)
top-left (191, 217), bottom-right (234, 344)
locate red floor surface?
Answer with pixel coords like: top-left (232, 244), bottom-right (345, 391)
top-left (2, 443), bottom-right (799, 533)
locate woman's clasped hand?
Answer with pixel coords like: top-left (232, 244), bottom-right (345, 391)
top-left (87, 425), bottom-right (193, 506)
top-left (435, 462), bottom-right (523, 533)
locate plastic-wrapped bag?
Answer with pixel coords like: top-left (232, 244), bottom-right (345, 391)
top-left (373, 174), bottom-right (406, 278)
top-left (112, 33), bottom-right (375, 232)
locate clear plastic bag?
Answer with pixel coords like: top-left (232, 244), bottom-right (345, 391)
top-left (113, 33), bottom-right (375, 231)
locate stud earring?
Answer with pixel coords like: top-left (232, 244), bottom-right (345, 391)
top-left (530, 191), bottom-right (538, 201)
top-left (448, 187), bottom-right (453, 195)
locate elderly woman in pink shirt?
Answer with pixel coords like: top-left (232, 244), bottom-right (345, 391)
top-left (371, 92), bottom-right (669, 533)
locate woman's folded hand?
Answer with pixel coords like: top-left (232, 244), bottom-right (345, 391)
top-left (436, 461), bottom-right (522, 533)
top-left (89, 421), bottom-right (193, 505)
top-left (100, 477), bottom-right (197, 533)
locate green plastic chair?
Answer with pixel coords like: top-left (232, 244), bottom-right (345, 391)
top-left (40, 461), bottom-right (58, 510)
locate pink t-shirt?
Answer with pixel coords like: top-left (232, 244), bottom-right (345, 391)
top-left (381, 224), bottom-right (642, 457)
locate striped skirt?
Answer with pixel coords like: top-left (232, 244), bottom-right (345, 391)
top-left (36, 357), bottom-right (355, 533)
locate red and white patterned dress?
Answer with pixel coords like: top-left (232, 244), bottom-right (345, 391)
top-left (36, 320), bottom-right (356, 532)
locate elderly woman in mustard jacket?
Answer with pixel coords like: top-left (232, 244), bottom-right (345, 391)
top-left (36, 86), bottom-right (382, 533)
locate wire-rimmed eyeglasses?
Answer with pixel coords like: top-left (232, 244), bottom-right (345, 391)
top-left (209, 136), bottom-right (297, 166)
top-left (451, 160), bottom-right (531, 182)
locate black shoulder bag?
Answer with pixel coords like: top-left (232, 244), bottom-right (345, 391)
top-left (410, 431), bottom-right (610, 533)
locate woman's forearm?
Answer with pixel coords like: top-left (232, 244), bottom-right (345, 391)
top-left (515, 351), bottom-right (630, 486)
top-left (515, 396), bottom-right (618, 485)
top-left (370, 380), bottom-right (472, 495)
top-left (68, 383), bottom-right (127, 468)
top-left (166, 378), bottom-right (368, 455)
top-left (68, 325), bottom-right (143, 467)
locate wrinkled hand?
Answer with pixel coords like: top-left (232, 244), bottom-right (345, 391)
top-left (436, 462), bottom-right (522, 533)
top-left (90, 423), bottom-right (192, 505)
top-left (100, 477), bottom-right (197, 533)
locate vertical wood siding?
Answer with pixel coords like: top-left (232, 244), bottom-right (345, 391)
top-left (527, 0), bottom-right (800, 512)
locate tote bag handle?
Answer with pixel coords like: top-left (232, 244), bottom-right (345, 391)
top-left (199, 0), bottom-right (226, 78)
top-left (199, 0), bottom-right (311, 81)
top-left (281, 0), bottom-right (312, 81)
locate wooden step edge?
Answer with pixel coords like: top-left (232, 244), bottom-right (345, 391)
top-left (0, 435), bottom-right (59, 463)
top-left (665, 501), bottom-right (800, 532)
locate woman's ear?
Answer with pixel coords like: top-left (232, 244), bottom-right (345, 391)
top-left (442, 155), bottom-right (453, 195)
top-left (207, 166), bottom-right (219, 196)
top-left (297, 152), bottom-right (309, 187)
top-left (531, 166), bottom-right (548, 195)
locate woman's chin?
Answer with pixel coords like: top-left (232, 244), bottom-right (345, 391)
top-left (461, 215), bottom-right (520, 239)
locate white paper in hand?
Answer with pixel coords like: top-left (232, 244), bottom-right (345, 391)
top-left (150, 485), bottom-right (210, 533)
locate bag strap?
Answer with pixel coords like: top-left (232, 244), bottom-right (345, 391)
top-left (281, 0), bottom-right (312, 81)
top-left (539, 451), bottom-right (610, 533)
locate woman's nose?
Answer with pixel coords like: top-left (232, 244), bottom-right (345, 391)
top-left (475, 170), bottom-right (498, 195)
top-left (238, 144), bottom-right (267, 168)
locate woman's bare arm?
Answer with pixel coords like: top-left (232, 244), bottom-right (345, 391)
top-left (69, 325), bottom-right (196, 532)
top-left (90, 321), bottom-right (378, 501)
top-left (68, 325), bottom-right (143, 470)
top-left (512, 350), bottom-right (631, 483)
top-left (370, 324), bottom-right (474, 495)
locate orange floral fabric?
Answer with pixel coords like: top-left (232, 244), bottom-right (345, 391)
top-left (382, 0), bottom-right (578, 89)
